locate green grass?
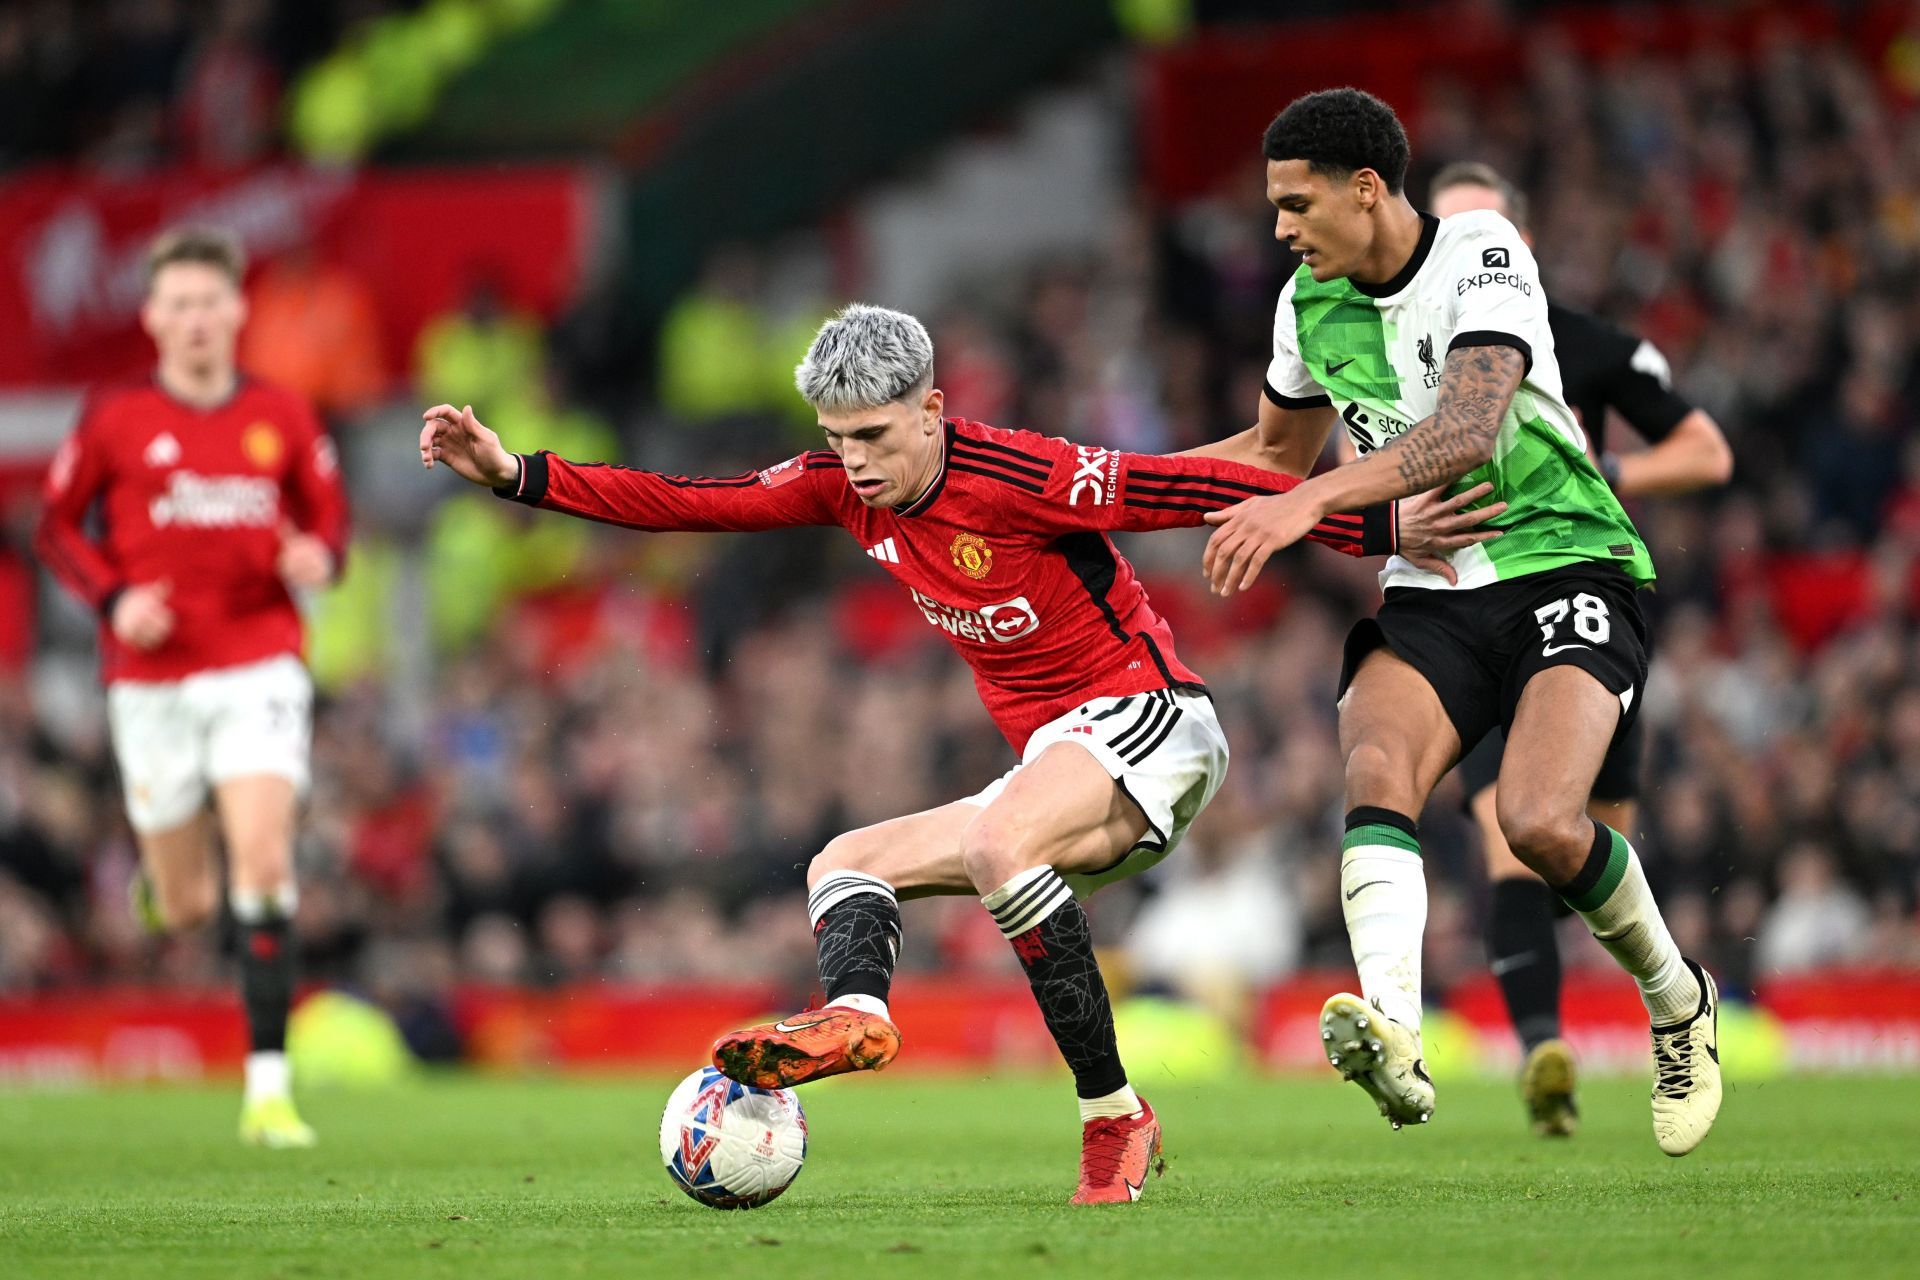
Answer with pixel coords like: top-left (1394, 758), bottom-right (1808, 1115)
top-left (1, 1073), bottom-right (1915, 1278)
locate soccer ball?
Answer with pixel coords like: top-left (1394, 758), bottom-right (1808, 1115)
top-left (659, 1066), bottom-right (808, 1209)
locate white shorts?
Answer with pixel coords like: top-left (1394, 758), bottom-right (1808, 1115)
top-left (960, 688), bottom-right (1228, 896)
top-left (106, 654), bottom-right (313, 834)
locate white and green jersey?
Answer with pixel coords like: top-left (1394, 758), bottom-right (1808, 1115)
top-left (1267, 210), bottom-right (1654, 593)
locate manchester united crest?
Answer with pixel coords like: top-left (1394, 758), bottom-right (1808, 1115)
top-left (950, 532), bottom-right (993, 580)
top-left (242, 421), bottom-right (283, 470)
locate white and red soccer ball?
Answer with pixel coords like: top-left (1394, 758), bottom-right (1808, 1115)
top-left (659, 1066), bottom-right (808, 1209)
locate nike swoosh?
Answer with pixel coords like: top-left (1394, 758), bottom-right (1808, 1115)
top-left (1541, 642), bottom-right (1592, 655)
top-left (773, 1016), bottom-right (833, 1034)
top-left (1345, 880), bottom-right (1390, 900)
top-left (1327, 358), bottom-right (1356, 374)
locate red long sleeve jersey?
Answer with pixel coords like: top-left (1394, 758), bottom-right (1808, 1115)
top-left (34, 379), bottom-right (350, 684)
top-left (501, 417), bottom-right (1391, 752)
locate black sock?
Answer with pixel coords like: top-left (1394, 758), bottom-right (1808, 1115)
top-left (985, 868), bottom-right (1126, 1099)
top-left (236, 916), bottom-right (295, 1053)
top-left (808, 872), bottom-right (902, 1005)
top-left (1487, 877), bottom-right (1563, 1053)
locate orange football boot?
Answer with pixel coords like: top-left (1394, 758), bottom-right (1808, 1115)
top-left (1071, 1097), bottom-right (1163, 1204)
top-left (711, 1007), bottom-right (901, 1089)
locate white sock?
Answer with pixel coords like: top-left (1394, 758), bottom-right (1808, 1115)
top-left (1562, 825), bottom-right (1700, 1025)
top-left (244, 1050), bottom-right (290, 1103)
top-left (1078, 1084), bottom-right (1141, 1123)
top-left (1340, 815), bottom-right (1427, 1031)
top-left (825, 994), bottom-right (891, 1020)
top-left (230, 884), bottom-right (297, 924)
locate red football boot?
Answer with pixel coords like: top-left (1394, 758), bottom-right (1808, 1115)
top-left (711, 1007), bottom-right (901, 1089)
top-left (1071, 1097), bottom-right (1163, 1204)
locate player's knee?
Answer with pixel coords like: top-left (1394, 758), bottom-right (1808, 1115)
top-left (1343, 739), bottom-right (1415, 809)
top-left (958, 822), bottom-right (1026, 893)
top-left (155, 877), bottom-right (218, 932)
top-left (806, 833), bottom-right (873, 888)
top-left (1495, 792), bottom-right (1585, 864)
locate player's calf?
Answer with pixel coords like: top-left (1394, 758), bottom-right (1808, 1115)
top-left (714, 868), bottom-right (907, 1090)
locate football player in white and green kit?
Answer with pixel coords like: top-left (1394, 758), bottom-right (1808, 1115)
top-left (1201, 88), bottom-right (1722, 1156)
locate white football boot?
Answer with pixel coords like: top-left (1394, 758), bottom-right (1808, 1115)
top-left (1650, 958), bottom-right (1722, 1157)
top-left (1320, 993), bottom-right (1434, 1130)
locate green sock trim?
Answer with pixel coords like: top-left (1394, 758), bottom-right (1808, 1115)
top-left (1341, 823), bottom-right (1421, 855)
top-left (1565, 827), bottom-right (1631, 914)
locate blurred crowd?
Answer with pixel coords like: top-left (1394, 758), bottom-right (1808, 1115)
top-left (7, 11), bottom-right (1920, 1054)
top-left (0, 0), bottom-right (403, 173)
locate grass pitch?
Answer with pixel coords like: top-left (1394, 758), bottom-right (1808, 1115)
top-left (1, 1072), bottom-right (1914, 1278)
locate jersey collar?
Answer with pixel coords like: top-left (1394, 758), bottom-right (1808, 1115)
top-left (894, 419), bottom-right (955, 518)
top-left (1351, 212), bottom-right (1439, 299)
top-left (152, 370), bottom-right (248, 413)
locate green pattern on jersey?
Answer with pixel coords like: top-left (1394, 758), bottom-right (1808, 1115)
top-left (1289, 284), bottom-right (1402, 410)
top-left (1290, 268), bottom-right (1653, 586)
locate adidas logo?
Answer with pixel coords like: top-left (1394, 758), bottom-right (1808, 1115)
top-left (144, 432), bottom-right (181, 468)
top-left (866, 537), bottom-right (900, 564)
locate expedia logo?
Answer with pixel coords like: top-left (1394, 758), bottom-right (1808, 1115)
top-left (908, 589), bottom-right (1040, 644)
top-left (1068, 446), bottom-right (1118, 507)
top-left (1457, 270), bottom-right (1531, 297)
top-left (149, 472), bottom-right (277, 528)
top-left (1482, 247), bottom-right (1510, 268)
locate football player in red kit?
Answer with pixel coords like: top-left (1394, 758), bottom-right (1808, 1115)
top-left (35, 228), bottom-right (348, 1148)
top-left (421, 304), bottom-right (1496, 1202)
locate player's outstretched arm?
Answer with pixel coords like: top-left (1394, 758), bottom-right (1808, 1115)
top-left (420, 403), bottom-right (518, 488)
top-left (420, 403), bottom-right (839, 533)
top-left (1201, 344), bottom-right (1526, 593)
top-left (1177, 399), bottom-right (1336, 476)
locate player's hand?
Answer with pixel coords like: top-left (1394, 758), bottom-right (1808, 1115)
top-left (277, 529), bottom-right (336, 590)
top-left (420, 404), bottom-right (517, 489)
top-left (111, 580), bottom-right (174, 651)
top-left (1394, 482), bottom-right (1505, 585)
top-left (1201, 490), bottom-right (1323, 595)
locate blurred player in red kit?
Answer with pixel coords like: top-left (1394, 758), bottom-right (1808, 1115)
top-left (35, 228), bottom-right (348, 1148)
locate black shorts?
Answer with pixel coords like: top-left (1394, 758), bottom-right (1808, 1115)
top-left (1456, 714), bottom-right (1645, 803)
top-left (1338, 564), bottom-right (1649, 766)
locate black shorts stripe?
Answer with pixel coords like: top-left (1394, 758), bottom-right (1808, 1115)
top-left (1110, 698), bottom-right (1172, 759)
top-left (1104, 699), bottom-right (1161, 755)
top-left (949, 446), bottom-right (1049, 483)
top-left (1125, 706), bottom-right (1183, 764)
top-left (1088, 696), bottom-right (1137, 722)
top-left (948, 461), bottom-right (1044, 494)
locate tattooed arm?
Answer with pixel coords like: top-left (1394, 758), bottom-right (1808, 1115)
top-left (1198, 342), bottom-right (1525, 594)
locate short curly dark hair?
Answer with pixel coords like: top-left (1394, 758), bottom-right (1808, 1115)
top-left (1261, 88), bottom-right (1410, 195)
